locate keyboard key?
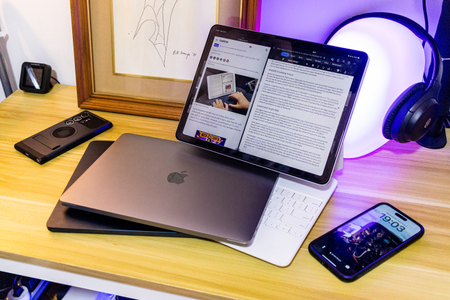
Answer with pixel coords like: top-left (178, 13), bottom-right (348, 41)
top-left (292, 193), bottom-right (306, 202)
top-left (265, 218), bottom-right (281, 228)
top-left (268, 202), bottom-right (282, 211)
top-left (293, 201), bottom-right (306, 210)
top-left (271, 195), bottom-right (284, 203)
top-left (278, 223), bottom-right (291, 233)
top-left (304, 197), bottom-right (322, 206)
top-left (281, 214), bottom-right (309, 228)
top-left (273, 187), bottom-right (284, 194)
top-left (281, 189), bottom-right (294, 198)
top-left (262, 216), bottom-right (268, 224)
top-left (305, 204), bottom-right (318, 215)
top-left (269, 210), bottom-right (283, 220)
top-left (292, 209), bottom-right (314, 221)
top-left (279, 205), bottom-right (293, 215)
top-left (282, 198), bottom-right (296, 207)
top-left (289, 226), bottom-right (305, 237)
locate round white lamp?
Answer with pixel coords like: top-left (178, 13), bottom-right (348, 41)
top-left (326, 16), bottom-right (427, 158)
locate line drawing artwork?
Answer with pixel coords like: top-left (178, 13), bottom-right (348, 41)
top-left (113, 0), bottom-right (216, 80)
top-left (133, 0), bottom-right (179, 67)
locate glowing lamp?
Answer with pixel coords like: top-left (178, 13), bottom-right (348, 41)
top-left (326, 16), bottom-right (426, 158)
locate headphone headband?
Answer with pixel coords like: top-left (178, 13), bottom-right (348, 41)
top-left (326, 12), bottom-right (447, 149)
top-left (325, 12), bottom-right (443, 91)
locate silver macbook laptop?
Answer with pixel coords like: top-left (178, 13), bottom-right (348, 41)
top-left (61, 25), bottom-right (367, 261)
top-left (61, 133), bottom-right (278, 244)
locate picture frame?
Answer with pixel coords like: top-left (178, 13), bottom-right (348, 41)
top-left (70, 0), bottom-right (260, 120)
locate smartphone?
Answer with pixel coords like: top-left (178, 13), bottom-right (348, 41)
top-left (15, 111), bottom-right (112, 164)
top-left (308, 202), bottom-right (424, 282)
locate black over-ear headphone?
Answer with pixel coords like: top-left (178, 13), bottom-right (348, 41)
top-left (326, 12), bottom-right (445, 149)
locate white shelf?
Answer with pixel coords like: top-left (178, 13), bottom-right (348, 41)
top-left (0, 258), bottom-right (194, 300)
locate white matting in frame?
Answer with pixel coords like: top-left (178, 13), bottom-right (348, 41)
top-left (112, 0), bottom-right (217, 81)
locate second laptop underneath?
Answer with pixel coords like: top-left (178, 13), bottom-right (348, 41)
top-left (60, 133), bottom-right (278, 244)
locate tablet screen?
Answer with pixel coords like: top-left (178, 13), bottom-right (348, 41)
top-left (176, 25), bottom-right (368, 184)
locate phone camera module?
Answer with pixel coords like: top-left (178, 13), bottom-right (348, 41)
top-left (52, 127), bottom-right (76, 138)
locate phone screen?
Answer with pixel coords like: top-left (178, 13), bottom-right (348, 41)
top-left (309, 203), bottom-right (424, 281)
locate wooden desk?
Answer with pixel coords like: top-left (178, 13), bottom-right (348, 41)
top-left (1, 85), bottom-right (449, 299)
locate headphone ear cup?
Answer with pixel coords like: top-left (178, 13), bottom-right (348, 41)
top-left (383, 82), bottom-right (427, 140)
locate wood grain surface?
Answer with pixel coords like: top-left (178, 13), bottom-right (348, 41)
top-left (0, 85), bottom-right (449, 299)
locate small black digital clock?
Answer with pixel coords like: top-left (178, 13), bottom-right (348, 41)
top-left (19, 62), bottom-right (53, 94)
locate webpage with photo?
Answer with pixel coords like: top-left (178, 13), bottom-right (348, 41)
top-left (182, 36), bottom-right (270, 149)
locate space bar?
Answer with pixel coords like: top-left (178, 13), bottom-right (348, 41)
top-left (281, 214), bottom-right (309, 228)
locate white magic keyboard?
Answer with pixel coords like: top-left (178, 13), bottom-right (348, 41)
top-left (221, 175), bottom-right (337, 267)
top-left (263, 186), bottom-right (324, 238)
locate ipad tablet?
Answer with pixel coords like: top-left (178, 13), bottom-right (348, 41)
top-left (176, 25), bottom-right (368, 185)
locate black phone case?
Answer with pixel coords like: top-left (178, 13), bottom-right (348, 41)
top-left (308, 202), bottom-right (424, 282)
top-left (14, 111), bottom-right (112, 164)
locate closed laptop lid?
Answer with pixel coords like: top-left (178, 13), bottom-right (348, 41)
top-left (47, 140), bottom-right (192, 237)
top-left (60, 134), bottom-right (278, 244)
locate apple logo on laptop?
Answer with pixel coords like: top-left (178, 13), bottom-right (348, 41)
top-left (167, 171), bottom-right (188, 184)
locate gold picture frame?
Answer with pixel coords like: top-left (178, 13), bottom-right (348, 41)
top-left (70, 0), bottom-right (260, 120)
